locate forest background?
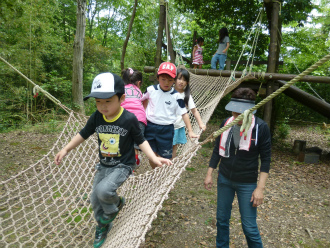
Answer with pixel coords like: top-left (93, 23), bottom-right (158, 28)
top-left (0, 0), bottom-right (329, 132)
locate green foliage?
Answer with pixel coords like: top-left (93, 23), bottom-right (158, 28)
top-left (275, 118), bottom-right (291, 140)
top-left (0, 0), bottom-right (329, 132)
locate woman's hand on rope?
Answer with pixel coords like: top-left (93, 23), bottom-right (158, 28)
top-left (54, 149), bottom-right (68, 165)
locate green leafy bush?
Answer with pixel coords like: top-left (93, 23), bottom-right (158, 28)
top-left (275, 118), bottom-right (291, 140)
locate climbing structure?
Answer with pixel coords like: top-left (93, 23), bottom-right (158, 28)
top-left (0, 62), bottom-right (253, 247)
top-left (1, 49), bottom-right (328, 248)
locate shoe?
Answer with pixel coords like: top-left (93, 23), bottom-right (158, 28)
top-left (93, 223), bottom-right (113, 248)
top-left (99, 196), bottom-right (126, 225)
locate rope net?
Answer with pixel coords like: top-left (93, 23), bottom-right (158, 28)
top-left (0, 72), bottom-right (253, 247)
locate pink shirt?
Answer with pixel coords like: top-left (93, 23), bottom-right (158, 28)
top-left (121, 84), bottom-right (147, 125)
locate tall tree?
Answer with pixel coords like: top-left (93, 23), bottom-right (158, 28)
top-left (72, 0), bottom-right (87, 113)
top-left (155, 0), bottom-right (166, 68)
top-left (165, 7), bottom-right (176, 64)
top-left (121, 0), bottom-right (138, 70)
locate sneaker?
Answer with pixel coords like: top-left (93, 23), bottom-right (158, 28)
top-left (99, 196), bottom-right (126, 225)
top-left (93, 223), bottom-right (113, 248)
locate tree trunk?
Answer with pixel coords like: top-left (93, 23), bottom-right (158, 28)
top-left (155, 0), bottom-right (166, 69)
top-left (121, 0), bottom-right (138, 70)
top-left (165, 8), bottom-right (175, 64)
top-left (72, 0), bottom-right (86, 114)
top-left (86, 0), bottom-right (99, 39)
top-left (102, 9), bottom-right (113, 47)
top-left (264, 1), bottom-right (280, 130)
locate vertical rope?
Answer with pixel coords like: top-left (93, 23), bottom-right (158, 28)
top-left (232, 8), bottom-right (263, 73)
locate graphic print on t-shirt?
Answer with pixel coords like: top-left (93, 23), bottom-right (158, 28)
top-left (99, 133), bottom-right (121, 157)
top-left (125, 86), bottom-right (142, 99)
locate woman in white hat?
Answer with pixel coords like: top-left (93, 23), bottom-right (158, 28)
top-left (204, 88), bottom-right (271, 248)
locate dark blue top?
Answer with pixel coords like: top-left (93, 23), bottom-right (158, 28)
top-left (209, 116), bottom-right (271, 183)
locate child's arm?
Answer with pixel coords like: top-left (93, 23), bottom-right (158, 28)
top-left (142, 99), bottom-right (148, 110)
top-left (141, 89), bottom-right (149, 110)
top-left (222, 42), bottom-right (230, 53)
top-left (139, 141), bottom-right (172, 167)
top-left (54, 134), bottom-right (85, 165)
top-left (192, 45), bottom-right (197, 59)
top-left (182, 113), bottom-right (199, 139)
top-left (191, 108), bottom-right (206, 131)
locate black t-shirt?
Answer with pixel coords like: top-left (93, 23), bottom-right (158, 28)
top-left (79, 108), bottom-right (145, 167)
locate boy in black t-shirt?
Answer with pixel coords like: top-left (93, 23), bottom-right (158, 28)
top-left (54, 72), bottom-right (172, 248)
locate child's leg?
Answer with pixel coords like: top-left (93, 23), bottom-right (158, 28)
top-left (198, 64), bottom-right (202, 69)
top-left (92, 164), bottom-right (131, 223)
top-left (172, 144), bottom-right (178, 158)
top-left (93, 222), bottom-right (113, 248)
top-left (172, 127), bottom-right (186, 159)
top-left (193, 64), bottom-right (197, 69)
top-left (91, 163), bottom-right (106, 224)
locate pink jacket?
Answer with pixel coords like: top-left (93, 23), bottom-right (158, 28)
top-left (121, 84), bottom-right (147, 125)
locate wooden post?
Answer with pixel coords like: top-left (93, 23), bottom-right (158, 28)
top-left (72, 0), bottom-right (86, 114)
top-left (155, 0), bottom-right (166, 69)
top-left (225, 59), bottom-right (231, 70)
top-left (264, 1), bottom-right (280, 129)
top-left (293, 140), bottom-right (306, 155)
top-left (165, 6), bottom-right (175, 64)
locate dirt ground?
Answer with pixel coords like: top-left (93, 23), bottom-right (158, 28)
top-left (1, 124), bottom-right (330, 248)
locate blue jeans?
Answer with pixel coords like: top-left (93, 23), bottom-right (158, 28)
top-left (211, 54), bottom-right (227, 70)
top-left (216, 173), bottom-right (263, 248)
top-left (90, 163), bottom-right (131, 225)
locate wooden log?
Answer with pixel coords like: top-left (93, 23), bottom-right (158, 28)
top-left (143, 67), bottom-right (330, 84)
top-left (278, 80), bottom-right (330, 119)
top-left (293, 140), bottom-right (306, 155)
top-left (264, 0), bottom-right (281, 128)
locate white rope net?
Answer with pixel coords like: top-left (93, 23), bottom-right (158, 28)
top-left (0, 71), bottom-right (253, 247)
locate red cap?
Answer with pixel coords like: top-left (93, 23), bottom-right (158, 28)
top-left (157, 62), bottom-right (177, 78)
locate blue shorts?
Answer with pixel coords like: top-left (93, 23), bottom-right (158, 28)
top-left (173, 127), bottom-right (187, 145)
top-left (134, 121), bottom-right (146, 150)
top-left (144, 121), bottom-right (174, 159)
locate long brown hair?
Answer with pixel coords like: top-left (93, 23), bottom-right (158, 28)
top-left (218, 27), bottom-right (229, 43)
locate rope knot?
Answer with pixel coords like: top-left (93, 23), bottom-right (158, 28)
top-left (33, 85), bottom-right (41, 98)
